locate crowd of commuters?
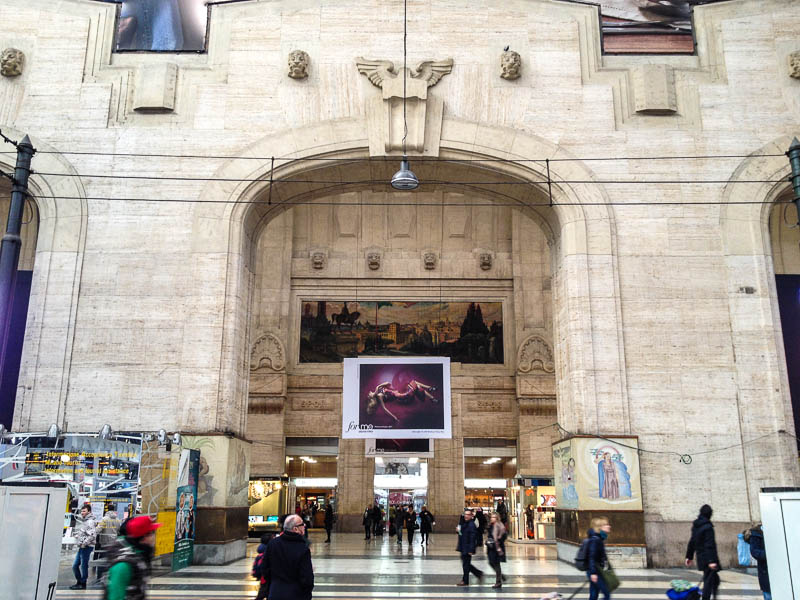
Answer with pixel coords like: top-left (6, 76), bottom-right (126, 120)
top-left (62, 498), bottom-right (773, 600)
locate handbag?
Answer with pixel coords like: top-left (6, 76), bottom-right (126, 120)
top-left (600, 566), bottom-right (620, 592)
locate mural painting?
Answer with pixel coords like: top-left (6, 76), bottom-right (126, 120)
top-left (300, 300), bottom-right (503, 364)
top-left (552, 436), bottom-right (642, 511)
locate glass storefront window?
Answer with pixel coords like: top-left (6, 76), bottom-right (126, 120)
top-left (111, 0), bottom-right (209, 52)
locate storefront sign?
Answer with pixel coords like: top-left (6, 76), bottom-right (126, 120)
top-left (342, 357), bottom-right (452, 439)
top-left (172, 449), bottom-right (200, 571)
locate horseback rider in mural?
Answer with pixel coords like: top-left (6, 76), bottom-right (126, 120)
top-left (365, 380), bottom-right (438, 423)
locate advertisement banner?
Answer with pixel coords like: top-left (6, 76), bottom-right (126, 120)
top-left (365, 438), bottom-right (433, 458)
top-left (342, 357), bottom-right (451, 439)
top-left (172, 449), bottom-right (200, 571)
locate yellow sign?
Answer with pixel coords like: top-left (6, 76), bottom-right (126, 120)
top-left (154, 511), bottom-right (176, 557)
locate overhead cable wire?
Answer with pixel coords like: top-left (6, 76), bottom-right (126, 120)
top-left (24, 193), bottom-right (796, 207)
top-left (29, 171), bottom-right (789, 185)
top-left (17, 149), bottom-right (788, 162)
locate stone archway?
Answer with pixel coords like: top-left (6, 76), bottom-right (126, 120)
top-left (198, 117), bottom-right (628, 442)
top-left (0, 128), bottom-right (89, 432)
top-left (719, 136), bottom-right (800, 519)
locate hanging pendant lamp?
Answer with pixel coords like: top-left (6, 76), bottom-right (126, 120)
top-left (391, 156), bottom-right (419, 190)
top-left (390, 0), bottom-right (419, 191)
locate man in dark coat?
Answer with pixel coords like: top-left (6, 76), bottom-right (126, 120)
top-left (456, 509), bottom-right (484, 586)
top-left (263, 514), bottom-right (314, 600)
top-left (496, 499), bottom-right (508, 525)
top-left (685, 504), bottom-right (720, 600)
top-left (405, 505), bottom-right (417, 545)
top-left (748, 524), bottom-right (770, 600)
top-left (419, 506), bottom-right (434, 545)
top-left (371, 504), bottom-right (383, 537)
top-left (475, 508), bottom-right (487, 548)
top-left (396, 506), bottom-right (406, 544)
top-left (324, 500), bottom-right (334, 543)
top-left (363, 506), bottom-right (372, 540)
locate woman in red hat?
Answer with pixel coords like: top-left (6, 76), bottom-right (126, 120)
top-left (104, 516), bottom-right (162, 600)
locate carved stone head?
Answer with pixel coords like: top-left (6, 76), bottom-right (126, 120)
top-left (790, 51), bottom-right (800, 79)
top-left (288, 50), bottom-right (310, 79)
top-left (423, 252), bottom-right (437, 270)
top-left (500, 50), bottom-right (521, 80)
top-left (479, 252), bottom-right (493, 271)
top-left (311, 251), bottom-right (325, 270)
top-left (0, 48), bottom-right (24, 78)
top-left (367, 251), bottom-right (381, 271)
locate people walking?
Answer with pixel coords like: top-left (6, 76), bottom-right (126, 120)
top-left (396, 505), bottom-right (406, 544)
top-left (94, 509), bottom-right (121, 582)
top-left (456, 509), bottom-right (484, 586)
top-left (584, 517), bottom-right (612, 600)
top-left (748, 523), bottom-right (770, 600)
top-left (406, 504), bottom-right (417, 545)
top-left (371, 503), bottom-right (382, 538)
top-left (419, 506), bottom-right (434, 545)
top-left (103, 515), bottom-right (162, 600)
top-left (70, 504), bottom-right (98, 590)
top-left (496, 499), bottom-right (508, 525)
top-left (262, 514), bottom-right (314, 600)
top-left (475, 508), bottom-right (487, 548)
top-left (486, 511), bottom-right (507, 589)
top-left (363, 505), bottom-right (372, 539)
top-left (685, 504), bottom-right (720, 600)
top-left (253, 532), bottom-right (274, 600)
top-left (324, 500), bottom-right (334, 543)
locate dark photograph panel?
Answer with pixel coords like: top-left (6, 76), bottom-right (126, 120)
top-left (299, 301), bottom-right (503, 364)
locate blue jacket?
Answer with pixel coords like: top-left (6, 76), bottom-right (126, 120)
top-left (749, 527), bottom-right (770, 593)
top-left (263, 531), bottom-right (314, 600)
top-left (586, 529), bottom-right (607, 576)
top-left (457, 520), bottom-right (479, 555)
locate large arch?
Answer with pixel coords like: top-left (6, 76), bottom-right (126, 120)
top-left (195, 117), bottom-right (629, 444)
top-left (0, 128), bottom-right (89, 432)
top-left (719, 135), bottom-right (800, 520)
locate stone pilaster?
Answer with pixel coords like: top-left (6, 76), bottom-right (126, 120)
top-left (336, 438), bottom-right (375, 532)
top-left (427, 438), bottom-right (464, 532)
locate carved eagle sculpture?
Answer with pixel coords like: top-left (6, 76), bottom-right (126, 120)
top-left (356, 57), bottom-right (454, 88)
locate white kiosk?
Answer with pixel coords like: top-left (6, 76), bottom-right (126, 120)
top-left (758, 486), bottom-right (800, 599)
top-left (0, 483), bottom-right (68, 600)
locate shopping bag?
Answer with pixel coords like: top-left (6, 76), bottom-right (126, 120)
top-left (600, 567), bottom-right (620, 592)
top-left (737, 533), bottom-right (754, 566)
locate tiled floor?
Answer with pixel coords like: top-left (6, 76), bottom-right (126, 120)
top-left (56, 531), bottom-right (762, 599)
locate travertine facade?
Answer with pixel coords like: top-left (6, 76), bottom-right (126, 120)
top-left (2, 0), bottom-right (799, 566)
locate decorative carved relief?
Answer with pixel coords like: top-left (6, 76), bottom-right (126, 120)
top-left (479, 252), bottom-right (493, 271)
top-left (0, 48), bottom-right (24, 77)
top-left (248, 396), bottom-right (284, 415)
top-left (517, 335), bottom-right (555, 373)
top-left (250, 332), bottom-right (286, 371)
top-left (500, 48), bottom-right (521, 80)
top-left (356, 57), bottom-right (453, 154)
top-left (790, 51), bottom-right (800, 79)
top-left (423, 251), bottom-right (437, 270)
top-left (366, 249), bottom-right (382, 271)
top-left (288, 50), bottom-right (310, 79)
top-left (518, 396), bottom-right (557, 416)
top-left (310, 250), bottom-right (326, 270)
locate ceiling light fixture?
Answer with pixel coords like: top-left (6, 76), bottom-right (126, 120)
top-left (390, 0), bottom-right (419, 191)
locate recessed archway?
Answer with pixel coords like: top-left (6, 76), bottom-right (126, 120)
top-left (197, 117), bottom-right (628, 445)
